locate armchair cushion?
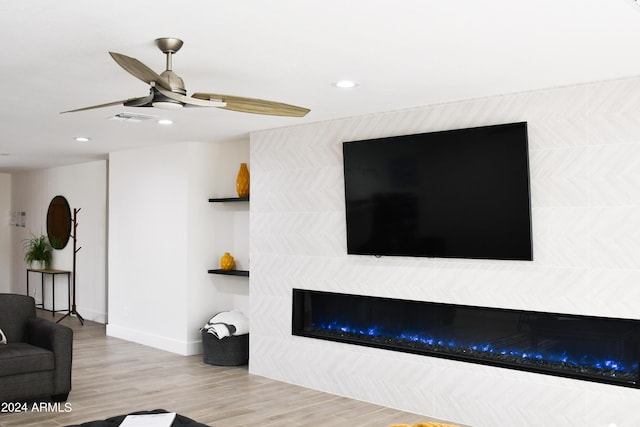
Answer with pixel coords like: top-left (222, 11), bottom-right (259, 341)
top-left (0, 342), bottom-right (54, 376)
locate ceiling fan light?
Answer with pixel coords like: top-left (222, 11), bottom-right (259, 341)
top-left (152, 100), bottom-right (184, 110)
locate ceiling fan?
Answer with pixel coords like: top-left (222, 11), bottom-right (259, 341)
top-left (61, 37), bottom-right (310, 117)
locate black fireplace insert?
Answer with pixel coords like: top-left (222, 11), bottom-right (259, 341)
top-left (292, 289), bottom-right (640, 388)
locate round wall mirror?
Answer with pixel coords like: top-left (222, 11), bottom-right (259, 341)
top-left (46, 195), bottom-right (71, 250)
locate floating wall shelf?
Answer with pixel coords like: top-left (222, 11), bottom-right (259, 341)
top-left (208, 196), bottom-right (249, 203)
top-left (208, 269), bottom-right (249, 277)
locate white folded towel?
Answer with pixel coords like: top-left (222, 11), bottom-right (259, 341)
top-left (201, 310), bottom-right (249, 339)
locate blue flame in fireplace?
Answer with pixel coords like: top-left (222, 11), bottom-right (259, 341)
top-left (316, 320), bottom-right (637, 375)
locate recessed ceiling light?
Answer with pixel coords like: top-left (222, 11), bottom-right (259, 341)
top-left (333, 80), bottom-right (359, 89)
top-left (158, 119), bottom-right (173, 125)
top-left (75, 137), bottom-right (91, 142)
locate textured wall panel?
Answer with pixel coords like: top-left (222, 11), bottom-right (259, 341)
top-left (589, 143), bottom-right (640, 206)
top-left (529, 146), bottom-right (589, 207)
top-left (588, 78), bottom-right (640, 146)
top-left (432, 359), bottom-right (589, 427)
top-left (249, 75), bottom-right (640, 427)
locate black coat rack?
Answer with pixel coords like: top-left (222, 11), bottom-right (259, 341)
top-left (57, 208), bottom-right (84, 325)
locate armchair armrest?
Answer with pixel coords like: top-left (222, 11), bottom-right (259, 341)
top-left (27, 317), bottom-right (73, 397)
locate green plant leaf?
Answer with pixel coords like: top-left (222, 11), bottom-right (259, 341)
top-left (23, 233), bottom-right (53, 268)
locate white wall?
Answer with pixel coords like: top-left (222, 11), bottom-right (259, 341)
top-left (0, 173), bottom-right (11, 292)
top-left (10, 161), bottom-right (107, 322)
top-left (249, 76), bottom-right (640, 427)
top-left (186, 142), bottom-right (250, 344)
top-left (108, 140), bottom-right (249, 355)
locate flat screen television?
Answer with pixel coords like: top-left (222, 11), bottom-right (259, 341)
top-left (342, 122), bottom-right (533, 261)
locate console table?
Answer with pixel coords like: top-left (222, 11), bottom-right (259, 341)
top-left (26, 268), bottom-right (71, 317)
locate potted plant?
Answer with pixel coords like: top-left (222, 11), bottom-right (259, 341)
top-left (24, 233), bottom-right (53, 269)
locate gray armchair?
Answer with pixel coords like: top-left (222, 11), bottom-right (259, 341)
top-left (0, 293), bottom-right (73, 402)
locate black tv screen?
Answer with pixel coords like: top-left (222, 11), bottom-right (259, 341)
top-left (343, 122), bottom-right (533, 261)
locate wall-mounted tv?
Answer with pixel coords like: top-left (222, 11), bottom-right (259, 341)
top-left (342, 122), bottom-right (533, 261)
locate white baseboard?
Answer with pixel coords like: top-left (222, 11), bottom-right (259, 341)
top-left (106, 323), bottom-right (202, 356)
top-left (76, 307), bottom-right (106, 324)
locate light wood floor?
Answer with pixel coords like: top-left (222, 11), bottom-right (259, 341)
top-left (0, 311), bottom-right (460, 427)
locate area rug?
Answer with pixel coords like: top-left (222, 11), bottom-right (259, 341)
top-left (65, 409), bottom-right (210, 427)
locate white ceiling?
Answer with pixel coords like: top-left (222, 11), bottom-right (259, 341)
top-left (2, 0), bottom-right (640, 173)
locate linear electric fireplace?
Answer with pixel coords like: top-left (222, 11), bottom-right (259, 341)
top-left (292, 289), bottom-right (640, 388)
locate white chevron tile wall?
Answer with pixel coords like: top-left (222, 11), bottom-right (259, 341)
top-left (588, 78), bottom-right (640, 146)
top-left (249, 75), bottom-right (640, 427)
top-left (530, 146), bottom-right (589, 206)
top-left (589, 143), bottom-right (640, 206)
top-left (587, 268), bottom-right (640, 318)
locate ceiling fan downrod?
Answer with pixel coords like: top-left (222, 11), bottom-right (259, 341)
top-left (155, 37), bottom-right (183, 71)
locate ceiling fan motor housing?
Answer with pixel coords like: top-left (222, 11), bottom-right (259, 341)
top-left (160, 70), bottom-right (186, 95)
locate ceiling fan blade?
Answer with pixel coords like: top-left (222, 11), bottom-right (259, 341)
top-left (154, 86), bottom-right (226, 107)
top-left (192, 93), bottom-right (310, 117)
top-left (123, 93), bottom-right (154, 107)
top-left (60, 95), bottom-right (153, 113)
top-left (109, 52), bottom-right (172, 91)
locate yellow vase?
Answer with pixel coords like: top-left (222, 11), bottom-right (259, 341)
top-left (220, 252), bottom-right (235, 271)
top-left (236, 163), bottom-right (250, 198)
